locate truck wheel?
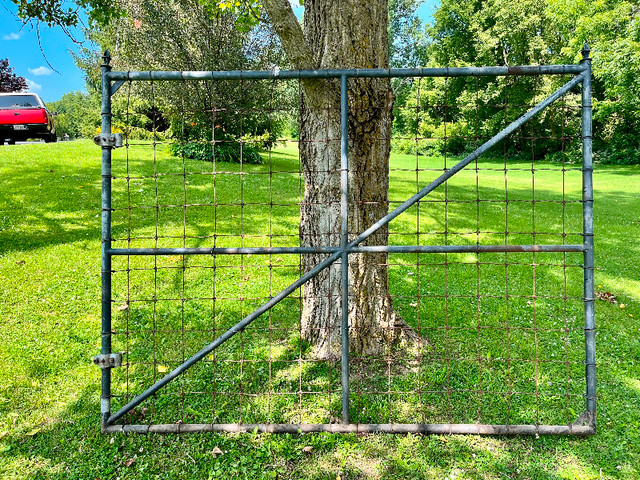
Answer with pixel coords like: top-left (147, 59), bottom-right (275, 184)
top-left (7, 139), bottom-right (15, 145)
top-left (45, 134), bottom-right (57, 143)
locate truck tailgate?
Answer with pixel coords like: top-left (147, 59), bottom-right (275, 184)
top-left (0, 109), bottom-right (47, 125)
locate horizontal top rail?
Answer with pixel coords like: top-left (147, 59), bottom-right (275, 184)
top-left (106, 64), bottom-right (585, 82)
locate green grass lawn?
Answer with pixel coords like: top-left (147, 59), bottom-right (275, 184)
top-left (0, 139), bottom-right (639, 479)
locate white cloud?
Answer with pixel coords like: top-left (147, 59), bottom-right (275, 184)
top-left (28, 66), bottom-right (53, 76)
top-left (26, 79), bottom-right (42, 92)
top-left (2, 32), bottom-right (21, 41)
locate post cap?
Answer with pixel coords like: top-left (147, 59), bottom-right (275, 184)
top-left (581, 43), bottom-right (591, 60)
top-left (102, 50), bottom-right (111, 66)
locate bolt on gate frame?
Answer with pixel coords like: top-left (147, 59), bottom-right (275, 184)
top-left (95, 46), bottom-right (596, 435)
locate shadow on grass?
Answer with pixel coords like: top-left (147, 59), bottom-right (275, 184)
top-left (2, 144), bottom-right (640, 478)
top-left (0, 163), bottom-right (101, 255)
top-left (1, 372), bottom-right (638, 479)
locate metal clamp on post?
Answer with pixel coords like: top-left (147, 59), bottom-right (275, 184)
top-left (93, 353), bottom-right (123, 369)
top-left (93, 133), bottom-right (124, 148)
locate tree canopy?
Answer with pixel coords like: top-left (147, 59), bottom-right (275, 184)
top-left (12, 0), bottom-right (640, 165)
top-left (11, 0), bottom-right (121, 28)
top-left (424, 0), bottom-right (640, 163)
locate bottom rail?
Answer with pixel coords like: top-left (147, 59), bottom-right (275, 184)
top-left (103, 422), bottom-right (595, 436)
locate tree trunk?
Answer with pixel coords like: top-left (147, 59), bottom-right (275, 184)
top-left (264, 0), bottom-right (420, 360)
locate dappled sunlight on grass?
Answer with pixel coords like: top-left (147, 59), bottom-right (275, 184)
top-left (0, 140), bottom-right (639, 478)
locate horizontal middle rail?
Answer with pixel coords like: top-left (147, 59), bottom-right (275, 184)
top-left (108, 244), bottom-right (587, 256)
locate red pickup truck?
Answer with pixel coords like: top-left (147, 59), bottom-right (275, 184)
top-left (0, 92), bottom-right (57, 145)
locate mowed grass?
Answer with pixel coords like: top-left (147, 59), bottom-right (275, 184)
top-left (0, 139), bottom-right (638, 479)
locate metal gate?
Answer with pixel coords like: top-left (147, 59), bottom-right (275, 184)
top-left (95, 46), bottom-right (595, 435)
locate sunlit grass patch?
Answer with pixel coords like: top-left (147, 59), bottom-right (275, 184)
top-left (0, 140), bottom-right (639, 479)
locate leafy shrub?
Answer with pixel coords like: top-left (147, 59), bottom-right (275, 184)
top-left (169, 141), bottom-right (263, 164)
top-left (125, 127), bottom-right (170, 141)
top-left (391, 137), bottom-right (440, 156)
top-left (544, 142), bottom-right (583, 164)
top-left (391, 121), bottom-right (471, 157)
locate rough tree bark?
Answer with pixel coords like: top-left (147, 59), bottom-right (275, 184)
top-left (263, 0), bottom-right (420, 360)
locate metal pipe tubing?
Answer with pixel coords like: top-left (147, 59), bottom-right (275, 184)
top-left (107, 64), bottom-right (584, 82)
top-left (339, 75), bottom-right (350, 424)
top-left (101, 61), bottom-right (594, 435)
top-left (350, 244), bottom-right (587, 254)
top-left (108, 246), bottom-right (342, 256)
top-left (100, 51), bottom-right (113, 430)
top-left (347, 74), bottom-right (584, 250)
top-left (103, 423), bottom-right (595, 436)
top-left (105, 75), bottom-right (584, 428)
top-left (108, 244), bottom-right (585, 256)
top-left (581, 46), bottom-right (596, 426)
top-left (106, 249), bottom-right (342, 426)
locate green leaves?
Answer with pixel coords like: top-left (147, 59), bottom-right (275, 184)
top-left (198, 0), bottom-right (263, 32)
top-left (12, 0), bottom-right (123, 28)
top-left (426, 0), bottom-right (640, 164)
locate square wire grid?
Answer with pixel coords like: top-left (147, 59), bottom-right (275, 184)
top-left (104, 70), bottom-right (592, 433)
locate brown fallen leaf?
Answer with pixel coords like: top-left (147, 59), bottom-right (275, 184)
top-left (124, 457), bottom-right (136, 467)
top-left (212, 446), bottom-right (224, 457)
top-left (117, 303), bottom-right (129, 311)
top-left (302, 446), bottom-right (313, 453)
top-left (595, 291), bottom-right (617, 304)
top-left (15, 260), bottom-right (25, 266)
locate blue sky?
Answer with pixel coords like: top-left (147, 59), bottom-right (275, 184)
top-left (0, 0), bottom-right (438, 103)
top-left (0, 2), bottom-right (87, 102)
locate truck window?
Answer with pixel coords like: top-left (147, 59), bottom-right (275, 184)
top-left (0, 95), bottom-right (40, 109)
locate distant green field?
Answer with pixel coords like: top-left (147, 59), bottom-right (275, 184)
top-left (0, 139), bottom-right (639, 479)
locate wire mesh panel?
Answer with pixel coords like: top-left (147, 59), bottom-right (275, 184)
top-left (108, 77), bottom-right (340, 426)
top-left (97, 52), bottom-right (595, 434)
top-left (362, 73), bottom-right (586, 427)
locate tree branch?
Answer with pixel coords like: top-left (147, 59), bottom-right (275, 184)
top-left (261, 0), bottom-right (312, 70)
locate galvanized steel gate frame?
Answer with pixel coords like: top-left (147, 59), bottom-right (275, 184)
top-left (97, 46), bottom-right (596, 435)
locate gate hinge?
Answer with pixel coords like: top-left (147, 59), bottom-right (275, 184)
top-left (93, 353), bottom-right (123, 368)
top-left (93, 133), bottom-right (124, 148)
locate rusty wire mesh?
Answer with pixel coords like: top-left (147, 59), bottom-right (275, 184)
top-left (105, 72), bottom-right (588, 430)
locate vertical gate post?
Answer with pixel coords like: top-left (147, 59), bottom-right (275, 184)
top-left (100, 51), bottom-right (114, 430)
top-left (340, 75), bottom-right (350, 424)
top-left (580, 44), bottom-right (596, 428)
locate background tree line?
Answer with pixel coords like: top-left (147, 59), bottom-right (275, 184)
top-left (50, 0), bottom-right (640, 165)
top-left (391, 0), bottom-right (640, 165)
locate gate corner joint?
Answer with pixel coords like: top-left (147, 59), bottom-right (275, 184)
top-left (572, 410), bottom-right (595, 428)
